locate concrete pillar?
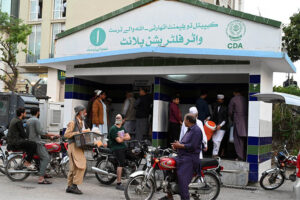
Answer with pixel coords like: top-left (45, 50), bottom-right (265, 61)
top-left (47, 68), bottom-right (61, 102)
top-left (247, 67), bottom-right (273, 182)
top-left (152, 77), bottom-right (169, 147)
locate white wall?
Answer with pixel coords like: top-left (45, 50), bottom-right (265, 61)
top-left (47, 68), bottom-right (61, 102)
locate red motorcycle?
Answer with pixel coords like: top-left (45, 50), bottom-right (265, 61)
top-left (5, 137), bottom-right (69, 181)
top-left (260, 144), bottom-right (297, 190)
top-left (124, 147), bottom-right (222, 200)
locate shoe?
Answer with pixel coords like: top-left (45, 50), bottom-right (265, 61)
top-left (38, 179), bottom-right (52, 184)
top-left (66, 185), bottom-right (83, 194)
top-left (66, 186), bottom-right (72, 193)
top-left (116, 184), bottom-right (125, 191)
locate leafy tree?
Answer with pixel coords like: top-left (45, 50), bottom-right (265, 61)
top-left (282, 11), bottom-right (300, 62)
top-left (0, 11), bottom-right (31, 92)
top-left (273, 86), bottom-right (300, 154)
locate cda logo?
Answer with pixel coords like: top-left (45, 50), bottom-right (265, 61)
top-left (226, 20), bottom-right (246, 49)
top-left (90, 28), bottom-right (106, 46)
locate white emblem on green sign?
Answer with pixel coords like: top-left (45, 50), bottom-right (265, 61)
top-left (90, 28), bottom-right (106, 46)
top-left (226, 20), bottom-right (246, 41)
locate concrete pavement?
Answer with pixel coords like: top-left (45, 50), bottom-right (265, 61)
top-left (0, 172), bottom-right (294, 200)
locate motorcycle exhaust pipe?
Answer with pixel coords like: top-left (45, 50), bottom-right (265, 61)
top-left (91, 167), bottom-right (117, 177)
top-left (7, 170), bottom-right (38, 174)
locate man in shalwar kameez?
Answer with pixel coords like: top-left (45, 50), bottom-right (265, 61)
top-left (170, 114), bottom-right (202, 200)
top-left (228, 90), bottom-right (248, 161)
top-left (65, 105), bottom-right (89, 194)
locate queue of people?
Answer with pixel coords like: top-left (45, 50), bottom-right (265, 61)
top-left (168, 89), bottom-right (248, 161)
top-left (86, 87), bottom-right (152, 142)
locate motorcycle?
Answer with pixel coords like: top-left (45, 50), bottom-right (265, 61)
top-left (5, 136), bottom-right (69, 181)
top-left (260, 144), bottom-right (297, 190)
top-left (124, 147), bottom-right (222, 200)
top-left (0, 126), bottom-right (9, 175)
top-left (92, 140), bottom-right (149, 185)
top-left (0, 137), bottom-right (8, 175)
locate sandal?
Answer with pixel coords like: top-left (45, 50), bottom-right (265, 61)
top-left (44, 174), bottom-right (53, 179)
top-left (38, 179), bottom-right (52, 184)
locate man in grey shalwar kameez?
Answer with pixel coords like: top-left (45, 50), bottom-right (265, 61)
top-left (228, 90), bottom-right (248, 161)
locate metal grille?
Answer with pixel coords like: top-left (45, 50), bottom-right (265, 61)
top-left (51, 110), bottom-right (61, 124)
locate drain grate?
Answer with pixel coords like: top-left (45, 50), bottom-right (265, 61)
top-left (222, 184), bottom-right (258, 191)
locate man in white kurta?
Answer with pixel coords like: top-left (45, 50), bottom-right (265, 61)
top-left (179, 107), bottom-right (207, 159)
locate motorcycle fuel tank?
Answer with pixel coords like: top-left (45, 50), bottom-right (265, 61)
top-left (45, 143), bottom-right (61, 153)
top-left (159, 158), bottom-right (176, 170)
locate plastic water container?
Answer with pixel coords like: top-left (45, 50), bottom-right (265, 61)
top-left (204, 121), bottom-right (216, 141)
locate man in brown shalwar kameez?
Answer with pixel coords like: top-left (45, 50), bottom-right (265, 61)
top-left (228, 89), bottom-right (248, 161)
top-left (65, 105), bottom-right (90, 194)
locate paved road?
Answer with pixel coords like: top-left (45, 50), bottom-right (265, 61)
top-left (0, 172), bottom-right (295, 200)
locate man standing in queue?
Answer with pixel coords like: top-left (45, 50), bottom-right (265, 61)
top-left (228, 89), bottom-right (248, 161)
top-left (168, 95), bottom-right (182, 147)
top-left (64, 105), bottom-right (90, 194)
top-left (196, 90), bottom-right (210, 123)
top-left (211, 94), bottom-right (228, 158)
top-left (107, 114), bottom-right (131, 190)
top-left (134, 87), bottom-right (152, 142)
top-left (166, 114), bottom-right (202, 200)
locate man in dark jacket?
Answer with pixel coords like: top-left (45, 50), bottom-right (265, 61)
top-left (134, 88), bottom-right (152, 142)
top-left (195, 90), bottom-right (210, 122)
top-left (211, 94), bottom-right (228, 158)
top-left (7, 108), bottom-right (37, 170)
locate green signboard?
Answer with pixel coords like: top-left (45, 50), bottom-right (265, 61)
top-left (58, 70), bottom-right (66, 80)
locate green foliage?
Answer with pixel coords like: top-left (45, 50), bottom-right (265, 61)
top-left (282, 10), bottom-right (300, 62)
top-left (273, 86), bottom-right (300, 152)
top-left (273, 85), bottom-right (300, 96)
top-left (0, 11), bottom-right (32, 91)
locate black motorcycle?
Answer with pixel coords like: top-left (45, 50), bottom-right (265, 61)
top-left (92, 140), bottom-right (148, 185)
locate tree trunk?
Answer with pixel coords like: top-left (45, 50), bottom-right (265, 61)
top-left (8, 91), bottom-right (18, 126)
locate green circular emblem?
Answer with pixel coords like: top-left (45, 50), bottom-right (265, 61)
top-left (90, 28), bottom-right (106, 46)
top-left (226, 20), bottom-right (246, 41)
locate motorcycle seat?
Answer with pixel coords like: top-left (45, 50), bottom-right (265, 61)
top-left (201, 158), bottom-right (218, 168)
top-left (98, 147), bottom-right (113, 154)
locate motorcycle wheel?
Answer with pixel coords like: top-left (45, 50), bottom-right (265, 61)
top-left (0, 149), bottom-right (6, 175)
top-left (260, 171), bottom-right (285, 190)
top-left (61, 160), bottom-right (87, 178)
top-left (192, 171), bottom-right (221, 200)
top-left (5, 155), bottom-right (30, 181)
top-left (95, 158), bottom-right (117, 185)
top-left (124, 175), bottom-right (155, 200)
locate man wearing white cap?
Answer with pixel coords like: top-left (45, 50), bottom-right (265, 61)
top-left (179, 107), bottom-right (207, 159)
top-left (211, 94), bottom-right (228, 158)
